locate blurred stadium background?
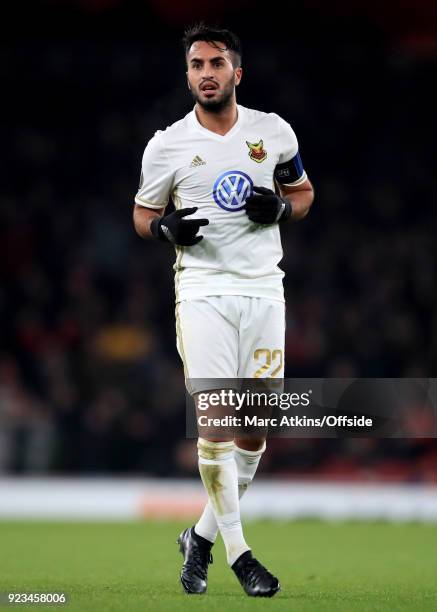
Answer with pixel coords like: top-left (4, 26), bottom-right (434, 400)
top-left (1, 0), bottom-right (437, 522)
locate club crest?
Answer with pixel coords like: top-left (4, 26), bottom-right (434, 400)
top-left (246, 139), bottom-right (267, 163)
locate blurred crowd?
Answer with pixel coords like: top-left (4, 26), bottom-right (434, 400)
top-left (1, 3), bottom-right (436, 481)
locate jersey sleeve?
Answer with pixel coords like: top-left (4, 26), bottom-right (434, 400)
top-left (275, 115), bottom-right (307, 186)
top-left (135, 131), bottom-right (174, 209)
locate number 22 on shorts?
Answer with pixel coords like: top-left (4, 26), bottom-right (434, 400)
top-left (253, 348), bottom-right (283, 378)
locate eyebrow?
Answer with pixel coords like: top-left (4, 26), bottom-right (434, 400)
top-left (189, 56), bottom-right (226, 64)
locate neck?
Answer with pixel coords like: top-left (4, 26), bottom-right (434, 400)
top-left (195, 99), bottom-right (238, 136)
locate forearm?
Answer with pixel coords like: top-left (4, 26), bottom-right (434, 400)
top-left (133, 204), bottom-right (164, 239)
top-left (284, 187), bottom-right (314, 222)
top-left (273, 176), bottom-right (315, 223)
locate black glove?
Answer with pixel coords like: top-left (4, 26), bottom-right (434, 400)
top-left (245, 186), bottom-right (292, 224)
top-left (151, 207), bottom-right (209, 246)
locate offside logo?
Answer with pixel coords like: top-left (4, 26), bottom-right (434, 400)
top-left (212, 170), bottom-right (253, 211)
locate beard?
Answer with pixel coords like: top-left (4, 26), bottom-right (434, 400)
top-left (190, 74), bottom-right (236, 112)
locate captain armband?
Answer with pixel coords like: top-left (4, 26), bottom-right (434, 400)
top-left (274, 152), bottom-right (306, 186)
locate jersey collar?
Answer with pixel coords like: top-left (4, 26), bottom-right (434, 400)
top-left (190, 104), bottom-right (244, 142)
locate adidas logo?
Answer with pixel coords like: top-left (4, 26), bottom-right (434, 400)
top-left (190, 155), bottom-right (206, 167)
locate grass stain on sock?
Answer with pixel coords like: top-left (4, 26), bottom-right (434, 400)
top-left (199, 464), bottom-right (225, 515)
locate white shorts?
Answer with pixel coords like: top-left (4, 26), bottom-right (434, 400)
top-left (175, 296), bottom-right (285, 395)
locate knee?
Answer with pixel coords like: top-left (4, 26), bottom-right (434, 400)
top-left (234, 437), bottom-right (266, 452)
top-left (197, 437), bottom-right (235, 462)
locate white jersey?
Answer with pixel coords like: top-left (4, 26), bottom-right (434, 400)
top-left (135, 105), bottom-right (306, 303)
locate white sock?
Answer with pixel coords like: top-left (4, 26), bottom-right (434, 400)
top-left (195, 501), bottom-right (220, 544)
top-left (197, 438), bottom-right (250, 566)
top-left (195, 441), bottom-right (266, 553)
top-left (234, 441), bottom-right (266, 493)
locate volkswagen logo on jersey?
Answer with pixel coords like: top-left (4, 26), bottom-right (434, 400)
top-left (212, 170), bottom-right (253, 212)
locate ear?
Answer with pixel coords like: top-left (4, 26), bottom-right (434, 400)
top-left (234, 66), bottom-right (243, 86)
top-left (186, 73), bottom-right (191, 91)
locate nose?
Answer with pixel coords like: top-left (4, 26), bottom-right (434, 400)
top-left (200, 67), bottom-right (214, 80)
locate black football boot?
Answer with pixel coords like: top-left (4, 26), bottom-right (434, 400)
top-left (177, 526), bottom-right (213, 594)
top-left (231, 550), bottom-right (280, 597)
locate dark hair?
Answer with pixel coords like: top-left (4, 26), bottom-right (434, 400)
top-left (183, 23), bottom-right (242, 68)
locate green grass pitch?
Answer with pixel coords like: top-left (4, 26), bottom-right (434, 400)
top-left (1, 520), bottom-right (437, 611)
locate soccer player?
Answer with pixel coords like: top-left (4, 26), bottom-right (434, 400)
top-left (133, 24), bottom-right (314, 597)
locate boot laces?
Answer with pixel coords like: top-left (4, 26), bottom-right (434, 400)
top-left (185, 546), bottom-right (213, 580)
top-left (240, 557), bottom-right (271, 587)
